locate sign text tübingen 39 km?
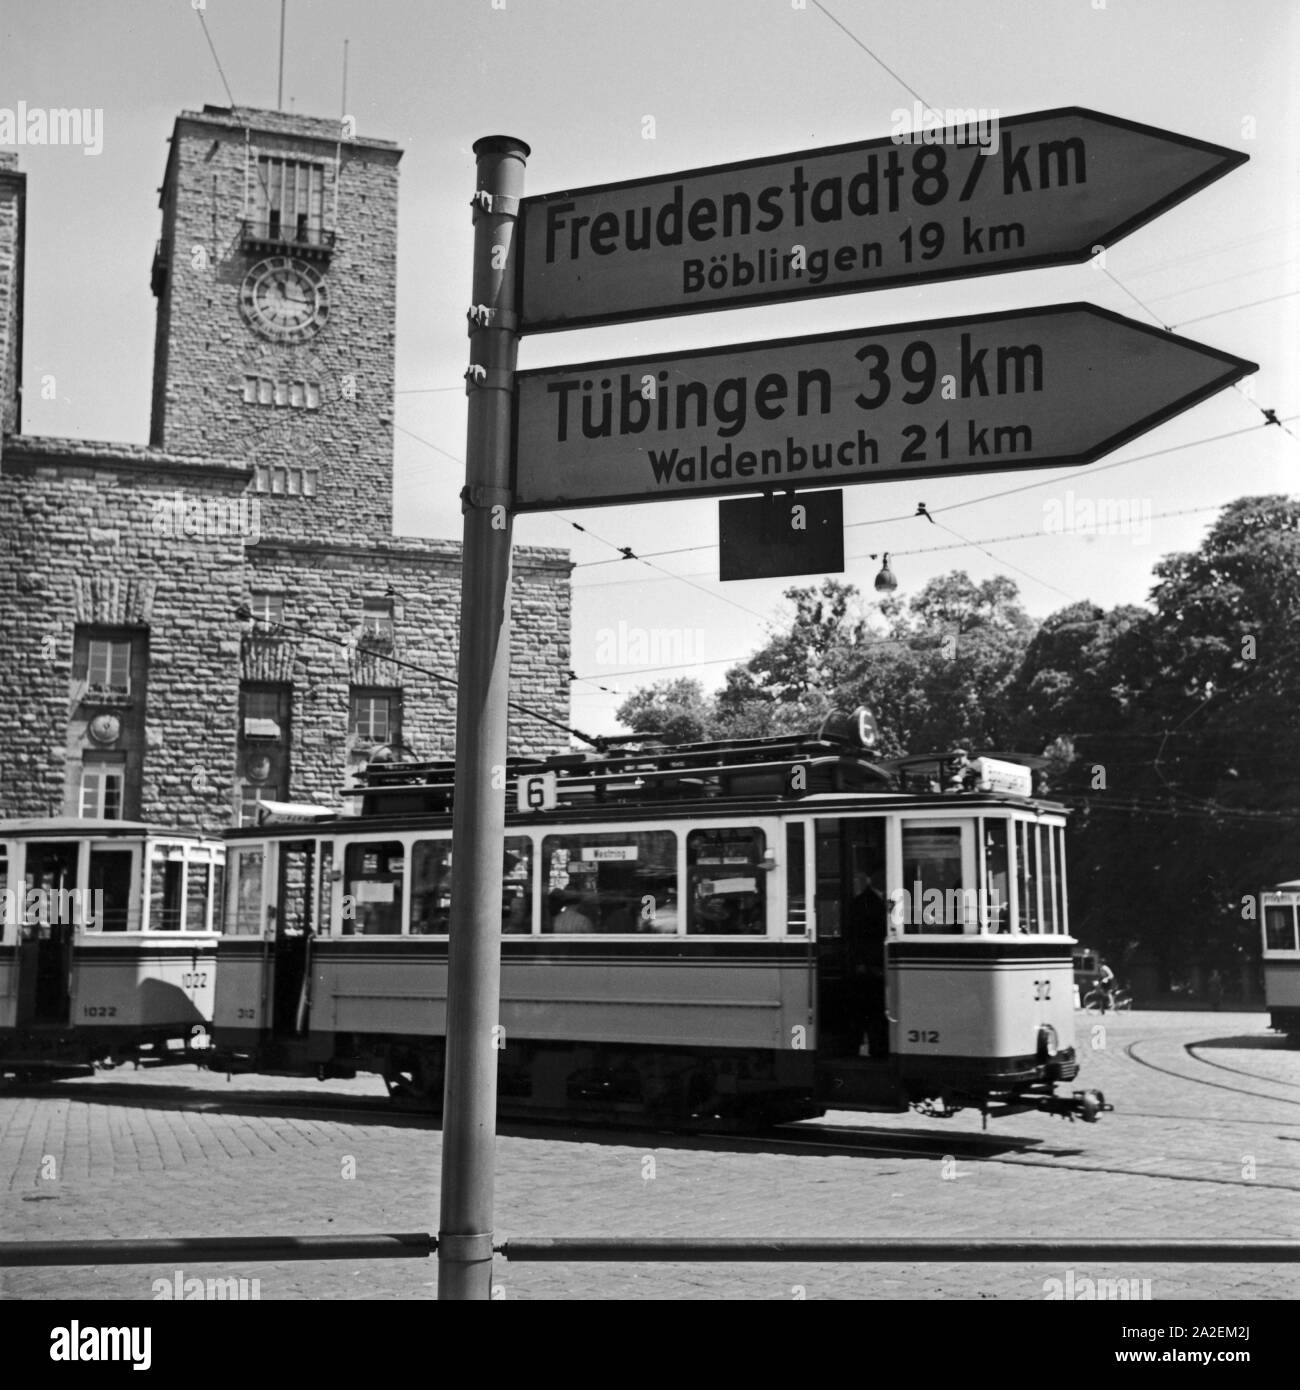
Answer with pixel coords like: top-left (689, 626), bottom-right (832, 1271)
top-left (511, 304), bottom-right (1255, 512)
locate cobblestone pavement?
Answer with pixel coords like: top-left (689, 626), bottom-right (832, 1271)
top-left (1, 1010), bottom-right (1297, 1300)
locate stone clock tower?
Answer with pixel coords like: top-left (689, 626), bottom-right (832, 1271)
top-left (149, 106), bottom-right (401, 542)
top-left (0, 105), bottom-right (573, 832)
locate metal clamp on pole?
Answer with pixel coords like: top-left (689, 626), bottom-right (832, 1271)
top-left (469, 189), bottom-right (520, 217)
top-left (459, 484), bottom-right (513, 514)
top-left (467, 304), bottom-right (520, 333)
top-left (462, 364), bottom-right (513, 393)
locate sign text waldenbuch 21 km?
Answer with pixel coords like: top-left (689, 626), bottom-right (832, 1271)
top-left (512, 304), bottom-right (1256, 512)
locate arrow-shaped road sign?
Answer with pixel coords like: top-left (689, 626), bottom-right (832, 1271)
top-left (519, 109), bottom-right (1247, 331)
top-left (512, 304), bottom-right (1256, 512)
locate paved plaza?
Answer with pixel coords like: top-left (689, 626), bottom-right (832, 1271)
top-left (1, 1010), bottom-right (1297, 1301)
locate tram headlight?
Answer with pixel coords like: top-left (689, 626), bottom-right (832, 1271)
top-left (1037, 1024), bottom-right (1059, 1059)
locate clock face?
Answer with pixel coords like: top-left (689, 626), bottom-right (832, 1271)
top-left (240, 256), bottom-right (328, 342)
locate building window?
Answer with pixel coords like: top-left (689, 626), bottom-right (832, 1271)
top-left (361, 599), bottom-right (394, 640)
top-left (237, 683), bottom-right (290, 825)
top-left (350, 688), bottom-right (399, 746)
top-left (243, 685), bottom-right (287, 739)
top-left (87, 638), bottom-right (131, 696)
top-left (253, 463), bottom-right (319, 496)
top-left (248, 591), bottom-right (284, 632)
top-left (252, 156), bottom-right (326, 245)
top-left (237, 782), bottom-right (272, 828)
top-left (80, 763), bottom-right (125, 819)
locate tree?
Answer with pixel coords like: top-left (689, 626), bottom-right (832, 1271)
top-left (614, 677), bottom-right (716, 744)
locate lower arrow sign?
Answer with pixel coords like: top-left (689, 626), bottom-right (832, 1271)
top-left (512, 303), bottom-right (1256, 512)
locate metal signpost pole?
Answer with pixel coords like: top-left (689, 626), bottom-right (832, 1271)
top-left (438, 134), bottom-right (529, 1301)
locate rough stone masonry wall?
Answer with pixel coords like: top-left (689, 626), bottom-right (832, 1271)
top-left (151, 109), bottom-right (400, 547)
top-left (0, 446), bottom-right (572, 831)
top-left (0, 441), bottom-right (251, 828)
top-left (242, 538), bottom-right (573, 808)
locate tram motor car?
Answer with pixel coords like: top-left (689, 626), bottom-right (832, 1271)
top-left (0, 819), bottom-right (224, 1078)
top-left (210, 711), bottom-right (1109, 1128)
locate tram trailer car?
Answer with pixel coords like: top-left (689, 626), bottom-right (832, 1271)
top-left (0, 820), bottom-right (223, 1078)
top-left (1262, 881), bottom-right (1300, 1034)
top-left (211, 718), bottom-right (1108, 1126)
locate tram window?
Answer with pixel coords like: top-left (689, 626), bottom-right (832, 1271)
top-left (1264, 904), bottom-right (1298, 951)
top-left (225, 848), bottom-right (265, 935)
top-left (1042, 828), bottom-right (1060, 934)
top-left (541, 830), bottom-right (677, 934)
top-left (212, 861), bottom-right (225, 934)
top-left (89, 849), bottom-right (134, 932)
top-left (316, 843), bottom-right (334, 937)
top-left (407, 837), bottom-right (533, 935)
top-left (343, 841), bottom-right (404, 935)
top-left (900, 825), bottom-right (968, 932)
top-left (686, 828), bottom-right (766, 935)
top-left (1053, 827), bottom-right (1068, 935)
top-left (184, 861), bottom-right (211, 932)
top-left (982, 820), bottom-right (1011, 933)
top-left (502, 837), bottom-right (533, 934)
top-left (410, 840), bottom-right (451, 935)
top-left (149, 852), bottom-right (184, 931)
top-left (1017, 823), bottom-right (1041, 933)
top-left (786, 824), bottom-right (807, 935)
top-left (0, 849), bottom-right (7, 941)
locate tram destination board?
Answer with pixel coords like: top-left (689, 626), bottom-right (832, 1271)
top-left (517, 107), bottom-right (1247, 330)
top-left (511, 303), bottom-right (1255, 513)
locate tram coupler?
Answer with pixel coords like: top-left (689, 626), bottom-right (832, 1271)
top-left (1036, 1088), bottom-right (1111, 1123)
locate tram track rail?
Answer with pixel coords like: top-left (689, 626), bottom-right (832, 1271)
top-left (1184, 1042), bottom-right (1300, 1094)
top-left (1122, 1036), bottom-right (1300, 1110)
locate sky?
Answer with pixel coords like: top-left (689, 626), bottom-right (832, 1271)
top-left (1, 0), bottom-right (1296, 741)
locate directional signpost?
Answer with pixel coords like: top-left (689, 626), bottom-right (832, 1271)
top-left (518, 108), bottom-right (1247, 330)
top-left (444, 112), bottom-right (1252, 1301)
top-left (513, 304), bottom-right (1256, 511)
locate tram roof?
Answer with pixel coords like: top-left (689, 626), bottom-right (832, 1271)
top-left (226, 787), bottom-right (1069, 840)
top-left (0, 817), bottom-right (214, 838)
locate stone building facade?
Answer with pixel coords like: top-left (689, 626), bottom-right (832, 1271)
top-left (0, 108), bottom-right (571, 833)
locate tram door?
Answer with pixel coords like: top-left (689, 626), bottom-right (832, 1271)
top-left (16, 841), bottom-right (79, 1027)
top-left (271, 840), bottom-right (314, 1037)
top-left (814, 818), bottom-right (888, 1059)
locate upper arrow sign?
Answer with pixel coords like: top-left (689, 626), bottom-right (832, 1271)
top-left (518, 108), bottom-right (1247, 332)
top-left (512, 304), bottom-right (1256, 512)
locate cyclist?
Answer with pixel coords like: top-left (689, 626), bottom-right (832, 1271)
top-left (1094, 960), bottom-right (1116, 1011)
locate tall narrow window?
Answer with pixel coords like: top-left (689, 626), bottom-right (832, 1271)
top-left (248, 592), bottom-right (284, 632)
top-left (361, 599), bottom-right (394, 640)
top-left (350, 688), bottom-right (399, 747)
top-left (251, 157), bottom-right (326, 245)
top-left (80, 763), bottom-right (125, 820)
top-left (87, 638), bottom-right (131, 695)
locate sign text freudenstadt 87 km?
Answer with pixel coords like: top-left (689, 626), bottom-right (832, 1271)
top-left (512, 305), bottom-right (1255, 512)
top-left (518, 108), bottom-right (1246, 330)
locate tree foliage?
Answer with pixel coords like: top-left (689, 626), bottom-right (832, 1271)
top-left (613, 497), bottom-right (1300, 993)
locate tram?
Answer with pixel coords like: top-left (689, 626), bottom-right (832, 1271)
top-left (0, 819), bottom-right (224, 1077)
top-left (211, 712), bottom-right (1106, 1126)
top-left (1261, 880), bottom-right (1300, 1034)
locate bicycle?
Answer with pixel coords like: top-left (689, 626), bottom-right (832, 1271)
top-left (1082, 986), bottom-right (1132, 1014)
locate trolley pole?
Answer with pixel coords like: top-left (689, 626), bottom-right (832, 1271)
top-left (438, 135), bottom-right (529, 1301)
